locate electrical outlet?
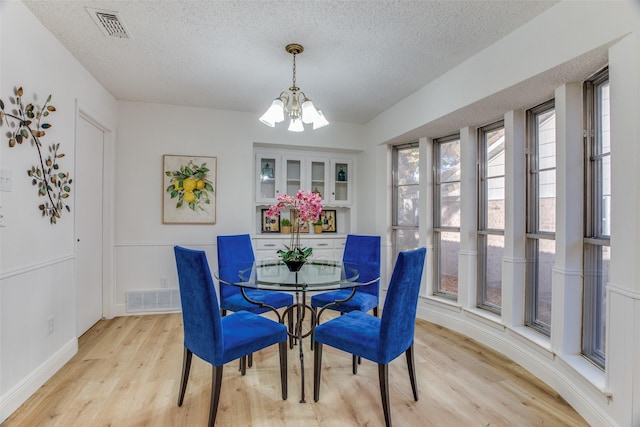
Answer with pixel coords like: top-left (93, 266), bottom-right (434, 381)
top-left (47, 316), bottom-right (54, 335)
top-left (160, 277), bottom-right (168, 288)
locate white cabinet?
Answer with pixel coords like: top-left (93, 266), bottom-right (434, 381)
top-left (255, 149), bottom-right (354, 206)
top-left (253, 236), bottom-right (347, 261)
top-left (255, 147), bottom-right (355, 236)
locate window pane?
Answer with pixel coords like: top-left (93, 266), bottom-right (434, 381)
top-left (440, 182), bottom-right (460, 227)
top-left (599, 83), bottom-right (611, 155)
top-left (395, 228), bottom-right (420, 253)
top-left (397, 148), bottom-right (420, 185)
top-left (396, 185), bottom-right (419, 226)
top-left (600, 155), bottom-right (611, 236)
top-left (487, 177), bottom-right (505, 230)
top-left (486, 129), bottom-right (505, 178)
top-left (480, 234), bottom-right (503, 309)
top-left (583, 243), bottom-right (609, 367)
top-left (538, 169), bottom-right (556, 233)
top-left (438, 231), bottom-right (459, 295)
top-left (534, 239), bottom-right (555, 328)
top-left (537, 111), bottom-right (556, 169)
top-left (439, 140), bottom-right (461, 182)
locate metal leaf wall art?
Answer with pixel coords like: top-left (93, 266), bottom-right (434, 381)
top-left (0, 86), bottom-right (72, 224)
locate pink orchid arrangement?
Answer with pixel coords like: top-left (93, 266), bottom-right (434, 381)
top-left (267, 190), bottom-right (323, 261)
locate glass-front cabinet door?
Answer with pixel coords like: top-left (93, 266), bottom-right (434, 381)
top-left (256, 154), bottom-right (279, 203)
top-left (309, 158), bottom-right (329, 202)
top-left (283, 156), bottom-right (303, 196)
top-left (330, 159), bottom-right (352, 205)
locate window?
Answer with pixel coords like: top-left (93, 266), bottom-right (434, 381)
top-left (478, 122), bottom-right (505, 313)
top-left (392, 143), bottom-right (420, 260)
top-left (434, 135), bottom-right (461, 298)
top-left (525, 100), bottom-right (556, 336)
top-left (583, 68), bottom-right (609, 368)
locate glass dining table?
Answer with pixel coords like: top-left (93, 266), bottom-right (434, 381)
top-left (215, 258), bottom-right (377, 403)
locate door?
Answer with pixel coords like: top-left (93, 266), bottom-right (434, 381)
top-left (75, 115), bottom-right (104, 336)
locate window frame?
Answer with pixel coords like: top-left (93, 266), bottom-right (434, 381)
top-left (525, 99), bottom-right (556, 336)
top-left (477, 120), bottom-right (505, 314)
top-left (582, 67), bottom-right (610, 369)
top-left (433, 134), bottom-right (461, 299)
top-left (392, 142), bottom-right (420, 261)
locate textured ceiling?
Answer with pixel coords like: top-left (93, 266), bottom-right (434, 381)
top-left (23, 0), bottom-right (559, 125)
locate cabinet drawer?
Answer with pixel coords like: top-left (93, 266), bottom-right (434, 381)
top-left (305, 239), bottom-right (334, 249)
top-left (254, 239), bottom-right (282, 251)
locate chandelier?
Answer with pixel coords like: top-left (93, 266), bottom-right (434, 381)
top-left (259, 43), bottom-right (329, 132)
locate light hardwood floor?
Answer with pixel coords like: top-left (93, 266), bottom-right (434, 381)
top-left (2, 313), bottom-right (587, 426)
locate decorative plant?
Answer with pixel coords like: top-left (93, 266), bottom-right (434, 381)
top-left (165, 160), bottom-right (214, 211)
top-left (267, 190), bottom-right (323, 262)
top-left (313, 218), bottom-right (323, 226)
top-left (0, 86), bottom-right (72, 224)
top-left (281, 218), bottom-right (292, 227)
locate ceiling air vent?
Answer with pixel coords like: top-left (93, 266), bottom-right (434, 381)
top-left (86, 7), bottom-right (132, 39)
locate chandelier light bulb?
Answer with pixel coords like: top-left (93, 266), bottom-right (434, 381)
top-left (259, 98), bottom-right (285, 126)
top-left (312, 110), bottom-right (330, 130)
top-left (301, 99), bottom-right (320, 124)
top-left (288, 117), bottom-right (304, 132)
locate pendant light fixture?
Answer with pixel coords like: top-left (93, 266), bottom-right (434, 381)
top-left (259, 43), bottom-right (329, 132)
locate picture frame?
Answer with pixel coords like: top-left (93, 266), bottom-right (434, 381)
top-left (291, 210), bottom-right (309, 233)
top-left (163, 154), bottom-right (217, 224)
top-left (319, 210), bottom-right (337, 232)
top-left (262, 209), bottom-right (280, 233)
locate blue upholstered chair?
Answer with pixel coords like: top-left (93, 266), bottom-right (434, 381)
top-left (174, 246), bottom-right (288, 427)
top-left (310, 234), bottom-right (381, 315)
top-left (313, 247), bottom-right (426, 427)
top-left (217, 234), bottom-right (294, 359)
top-left (217, 234), bottom-right (293, 316)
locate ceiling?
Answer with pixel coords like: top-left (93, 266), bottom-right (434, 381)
top-left (24, 0), bottom-right (559, 126)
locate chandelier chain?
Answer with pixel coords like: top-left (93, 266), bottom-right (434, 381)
top-left (292, 53), bottom-right (297, 89)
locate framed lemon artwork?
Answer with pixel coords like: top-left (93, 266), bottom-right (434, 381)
top-left (163, 154), bottom-right (217, 224)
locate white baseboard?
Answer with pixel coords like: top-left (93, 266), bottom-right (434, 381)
top-left (0, 338), bottom-right (78, 423)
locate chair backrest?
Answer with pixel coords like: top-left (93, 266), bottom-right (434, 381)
top-left (378, 247), bottom-right (426, 364)
top-left (174, 246), bottom-right (224, 365)
top-left (342, 234), bottom-right (381, 297)
top-left (216, 234), bottom-right (256, 300)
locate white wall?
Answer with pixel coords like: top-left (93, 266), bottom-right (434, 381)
top-left (0, 1), bottom-right (117, 421)
top-left (113, 101), bottom-right (365, 314)
top-left (365, 2), bottom-right (640, 426)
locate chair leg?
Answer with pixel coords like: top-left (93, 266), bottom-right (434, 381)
top-left (279, 341), bottom-right (288, 400)
top-left (288, 310), bottom-right (295, 349)
top-left (240, 355), bottom-right (247, 376)
top-left (208, 365), bottom-right (223, 427)
top-left (177, 347), bottom-right (193, 406)
top-left (405, 345), bottom-right (418, 401)
top-left (248, 353), bottom-right (253, 368)
top-left (378, 363), bottom-right (392, 427)
top-left (310, 307), bottom-right (316, 351)
top-left (373, 306), bottom-right (379, 317)
top-left (313, 342), bottom-right (323, 402)
top-left (352, 354), bottom-right (358, 375)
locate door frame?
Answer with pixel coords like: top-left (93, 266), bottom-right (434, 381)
top-left (75, 101), bottom-right (115, 322)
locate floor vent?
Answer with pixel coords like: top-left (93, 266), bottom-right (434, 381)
top-left (126, 289), bottom-right (181, 313)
